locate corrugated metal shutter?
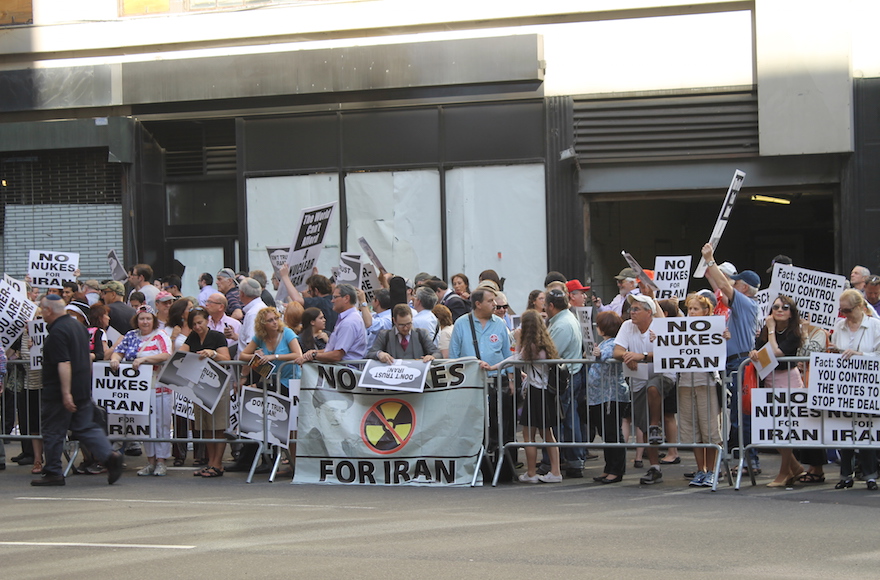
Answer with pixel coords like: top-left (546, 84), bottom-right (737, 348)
top-left (573, 90), bottom-right (758, 164)
top-left (149, 121), bottom-right (236, 178)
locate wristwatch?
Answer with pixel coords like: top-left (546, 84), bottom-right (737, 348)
top-left (360, 302), bottom-right (368, 308)
top-left (707, 260), bottom-right (716, 267)
top-left (642, 351), bottom-right (648, 360)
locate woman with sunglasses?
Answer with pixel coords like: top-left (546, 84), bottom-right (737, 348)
top-left (750, 294), bottom-right (805, 487)
top-left (830, 289), bottom-right (880, 490)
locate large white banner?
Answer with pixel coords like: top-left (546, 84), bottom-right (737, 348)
top-left (294, 359), bottom-right (485, 486)
top-left (651, 316), bottom-right (727, 372)
top-left (807, 352), bottom-right (880, 414)
top-left (28, 250), bottom-right (79, 289)
top-left (769, 264), bottom-right (845, 330)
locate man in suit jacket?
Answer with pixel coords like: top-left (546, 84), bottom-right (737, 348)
top-left (427, 279), bottom-right (470, 322)
top-left (367, 304), bottom-right (439, 363)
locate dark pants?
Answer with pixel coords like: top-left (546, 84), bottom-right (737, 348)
top-left (588, 402), bottom-right (626, 476)
top-left (840, 448), bottom-right (878, 480)
top-left (41, 395), bottom-right (113, 477)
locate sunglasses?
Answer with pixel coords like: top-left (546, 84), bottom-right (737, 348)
top-left (495, 305), bottom-right (509, 310)
top-left (771, 304), bottom-right (791, 311)
top-left (840, 308), bottom-right (854, 315)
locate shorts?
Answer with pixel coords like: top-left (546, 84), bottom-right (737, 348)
top-left (519, 386), bottom-right (558, 430)
top-left (631, 376), bottom-right (675, 433)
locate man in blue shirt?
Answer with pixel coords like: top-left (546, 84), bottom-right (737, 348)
top-left (701, 243), bottom-right (761, 472)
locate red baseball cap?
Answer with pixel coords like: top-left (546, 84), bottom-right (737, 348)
top-left (565, 279), bottom-right (590, 293)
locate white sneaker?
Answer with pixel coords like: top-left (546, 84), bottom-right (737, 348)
top-left (538, 472), bottom-right (563, 483)
top-left (137, 464), bottom-right (155, 476)
top-left (153, 462), bottom-right (167, 476)
top-left (518, 473), bottom-right (540, 484)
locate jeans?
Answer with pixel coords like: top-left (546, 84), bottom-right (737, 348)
top-left (41, 395), bottom-right (113, 478)
top-left (727, 357), bottom-right (759, 468)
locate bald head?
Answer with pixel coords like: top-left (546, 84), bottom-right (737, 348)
top-left (205, 292), bottom-right (228, 318)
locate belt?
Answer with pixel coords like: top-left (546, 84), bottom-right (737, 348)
top-left (730, 352), bottom-right (751, 360)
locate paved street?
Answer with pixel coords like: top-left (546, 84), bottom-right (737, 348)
top-left (1, 447), bottom-right (878, 580)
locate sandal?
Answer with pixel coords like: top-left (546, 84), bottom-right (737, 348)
top-left (31, 460), bottom-right (43, 475)
top-left (797, 472), bottom-right (825, 484)
top-left (193, 467), bottom-right (209, 476)
top-left (173, 458), bottom-right (186, 467)
top-left (201, 466), bottom-right (224, 478)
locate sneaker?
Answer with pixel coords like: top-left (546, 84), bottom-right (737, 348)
top-left (538, 472), bottom-right (563, 483)
top-left (137, 464), bottom-right (155, 476)
top-left (153, 462), bottom-right (167, 476)
top-left (702, 471), bottom-right (716, 488)
top-left (689, 471), bottom-right (707, 487)
top-left (647, 425), bottom-right (664, 445)
top-left (518, 473), bottom-right (540, 484)
top-left (640, 467), bottom-right (663, 485)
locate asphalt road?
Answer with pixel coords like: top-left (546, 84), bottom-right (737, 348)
top-left (1, 450), bottom-right (877, 580)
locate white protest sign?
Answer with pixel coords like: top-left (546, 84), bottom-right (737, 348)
top-left (572, 306), bottom-right (595, 356)
top-left (156, 352), bottom-right (232, 415)
top-left (0, 280), bottom-right (37, 351)
top-left (27, 320), bottom-right (47, 370)
top-left (807, 352), bottom-right (880, 414)
top-left (754, 289), bottom-right (773, 322)
top-left (28, 250), bottom-right (79, 288)
top-left (653, 256), bottom-right (692, 300)
top-left (228, 387), bottom-right (241, 435)
top-left (107, 249), bottom-right (128, 281)
top-left (3, 274), bottom-right (26, 296)
top-left (621, 251), bottom-right (658, 292)
top-left (360, 263), bottom-right (381, 304)
top-left (239, 387), bottom-right (293, 449)
top-left (651, 316), bottom-right (726, 372)
top-left (694, 170), bottom-right (746, 278)
top-left (283, 201), bottom-right (338, 293)
top-left (769, 264), bottom-right (845, 330)
top-left (91, 362), bottom-right (152, 415)
top-left (357, 237), bottom-right (388, 274)
top-left (266, 246), bottom-right (289, 275)
top-left (106, 413), bottom-right (151, 438)
top-left (358, 359), bottom-right (432, 393)
top-left (337, 253), bottom-right (362, 288)
top-left (751, 388), bottom-right (822, 444)
top-left (824, 411), bottom-right (880, 444)
top-left (173, 392), bottom-right (195, 421)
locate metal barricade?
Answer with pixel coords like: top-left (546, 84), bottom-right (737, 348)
top-left (490, 357), bottom-right (729, 490)
top-left (733, 355), bottom-right (869, 490)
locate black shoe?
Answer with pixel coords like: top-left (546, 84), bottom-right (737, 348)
top-left (868, 480), bottom-right (878, 491)
top-left (11, 453), bottom-right (28, 463)
top-left (224, 463), bottom-right (251, 473)
top-left (565, 468), bottom-right (584, 479)
top-left (599, 474), bottom-right (623, 484)
top-left (0, 463), bottom-right (5, 471)
top-left (640, 467), bottom-right (663, 485)
top-left (536, 464), bottom-right (550, 476)
top-left (15, 455), bottom-right (35, 465)
top-left (253, 463), bottom-right (271, 475)
top-left (31, 474), bottom-right (65, 486)
top-left (835, 478), bottom-right (854, 489)
top-left (124, 447), bottom-right (142, 457)
top-left (584, 452), bottom-right (599, 461)
top-left (106, 451), bottom-right (124, 485)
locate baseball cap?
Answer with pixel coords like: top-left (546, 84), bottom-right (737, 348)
top-left (731, 270), bottom-right (761, 288)
top-left (565, 279), bottom-right (591, 293)
top-left (767, 254), bottom-right (793, 274)
top-left (83, 279), bottom-right (101, 291)
top-left (627, 293), bottom-right (659, 316)
top-left (156, 291), bottom-right (176, 303)
top-left (718, 262), bottom-right (737, 278)
top-left (100, 280), bottom-right (125, 295)
top-left (614, 268), bottom-right (638, 280)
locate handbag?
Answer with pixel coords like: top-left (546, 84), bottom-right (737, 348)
top-left (740, 362), bottom-right (758, 414)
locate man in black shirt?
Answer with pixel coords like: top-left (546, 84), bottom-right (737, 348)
top-left (34, 294), bottom-right (123, 486)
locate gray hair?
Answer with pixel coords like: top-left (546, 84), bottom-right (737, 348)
top-left (40, 295), bottom-right (67, 315)
top-left (249, 269), bottom-right (268, 289)
top-left (239, 277), bottom-right (263, 298)
top-left (335, 283), bottom-right (357, 305)
top-left (415, 286), bottom-right (437, 309)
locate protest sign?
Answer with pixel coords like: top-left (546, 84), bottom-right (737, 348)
top-left (359, 359), bottom-right (432, 393)
top-left (572, 306), bottom-right (595, 356)
top-left (754, 288), bottom-right (773, 322)
top-left (651, 315), bottom-right (726, 372)
top-left (156, 352), bottom-right (232, 414)
top-left (295, 359), bottom-right (484, 486)
top-left (91, 362), bottom-right (152, 415)
top-left (107, 249), bottom-right (128, 281)
top-left (693, 170), bottom-right (746, 278)
top-left (337, 252), bottom-right (362, 288)
top-left (807, 352), bottom-right (880, 413)
top-left (824, 411), bottom-right (880, 444)
top-left (282, 201), bottom-right (337, 296)
top-left (27, 320), bottom-right (47, 370)
top-left (769, 264), bottom-right (844, 330)
top-left (358, 236), bottom-right (387, 274)
top-left (751, 388), bottom-right (822, 444)
top-left (173, 393), bottom-right (195, 421)
top-left (228, 387), bottom-right (241, 436)
top-left (266, 246), bottom-right (289, 275)
top-left (653, 256), bottom-right (692, 300)
top-left (3, 274), bottom-right (26, 295)
top-left (28, 250), bottom-right (79, 288)
top-left (106, 413), bottom-right (151, 438)
top-left (0, 280), bottom-right (37, 352)
top-left (360, 263), bottom-right (381, 304)
top-left (621, 251), bottom-right (658, 292)
top-left (239, 387), bottom-right (293, 449)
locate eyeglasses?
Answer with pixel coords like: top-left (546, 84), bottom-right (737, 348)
top-left (495, 305), bottom-right (508, 310)
top-left (840, 308), bottom-right (854, 315)
top-left (771, 304), bottom-right (791, 311)
top-left (205, 299), bottom-right (222, 305)
top-left (395, 322), bottom-right (413, 329)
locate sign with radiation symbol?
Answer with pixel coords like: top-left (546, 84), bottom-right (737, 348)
top-left (360, 399), bottom-right (416, 454)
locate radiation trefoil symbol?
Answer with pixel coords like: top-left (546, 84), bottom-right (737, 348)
top-left (360, 399), bottom-right (416, 454)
